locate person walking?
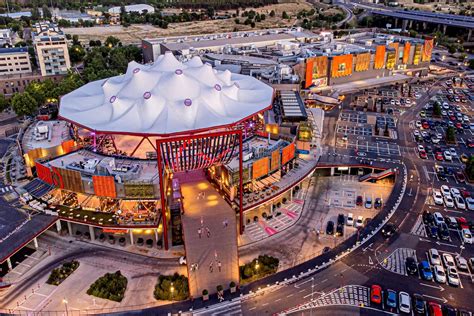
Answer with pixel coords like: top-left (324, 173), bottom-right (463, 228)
top-left (206, 227), bottom-right (211, 238)
top-left (218, 260), bottom-right (222, 272)
top-left (200, 216), bottom-right (204, 227)
top-left (214, 250), bottom-right (218, 261)
top-left (198, 228), bottom-right (202, 238)
top-left (209, 261), bottom-right (213, 273)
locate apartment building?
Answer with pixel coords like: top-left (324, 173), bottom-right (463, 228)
top-left (0, 29), bottom-right (13, 46)
top-left (32, 22), bottom-right (71, 76)
top-left (0, 47), bottom-right (32, 75)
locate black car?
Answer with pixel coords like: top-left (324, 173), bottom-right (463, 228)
top-left (337, 214), bottom-right (345, 226)
top-left (336, 223), bottom-right (344, 237)
top-left (374, 198), bottom-right (382, 209)
top-left (405, 257), bottom-right (418, 275)
top-left (438, 223), bottom-right (450, 241)
top-left (438, 172), bottom-right (447, 181)
top-left (412, 294), bottom-right (425, 315)
top-left (428, 225), bottom-right (439, 239)
top-left (422, 211), bottom-right (435, 226)
top-left (326, 221), bottom-right (334, 235)
top-left (381, 223), bottom-right (396, 238)
top-left (445, 217), bottom-right (458, 229)
top-left (442, 305), bottom-right (457, 316)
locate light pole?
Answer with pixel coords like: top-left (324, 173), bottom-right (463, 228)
top-left (62, 298), bottom-right (68, 316)
top-left (170, 282), bottom-right (174, 301)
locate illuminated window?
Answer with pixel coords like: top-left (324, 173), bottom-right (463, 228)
top-left (338, 63), bottom-right (346, 72)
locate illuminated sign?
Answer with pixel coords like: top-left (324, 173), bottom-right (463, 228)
top-left (375, 45), bottom-right (386, 69)
top-left (422, 38), bottom-right (434, 62)
top-left (252, 157), bottom-right (269, 180)
top-left (355, 53), bottom-right (370, 72)
top-left (413, 44), bottom-right (422, 65)
top-left (331, 54), bottom-right (353, 78)
top-left (402, 42), bottom-right (411, 64)
top-left (305, 56), bottom-right (328, 88)
top-left (282, 143), bottom-right (295, 165)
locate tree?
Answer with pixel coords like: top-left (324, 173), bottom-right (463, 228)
top-left (0, 94), bottom-right (9, 112)
top-left (433, 101), bottom-right (442, 117)
top-left (465, 156), bottom-right (474, 180)
top-left (42, 5), bottom-right (52, 20)
top-left (31, 6), bottom-right (41, 20)
top-left (69, 45), bottom-right (85, 63)
top-left (11, 92), bottom-right (37, 116)
top-left (446, 126), bottom-right (456, 143)
top-left (269, 10), bottom-right (275, 17)
top-left (469, 59), bottom-right (474, 70)
top-left (105, 36), bottom-right (121, 48)
top-left (282, 11), bottom-right (289, 19)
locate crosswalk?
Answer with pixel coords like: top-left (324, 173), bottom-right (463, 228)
top-left (284, 285), bottom-right (370, 314)
top-left (193, 299), bottom-right (242, 315)
top-left (410, 215), bottom-right (427, 237)
top-left (0, 185), bottom-right (14, 194)
top-left (380, 248), bottom-right (417, 275)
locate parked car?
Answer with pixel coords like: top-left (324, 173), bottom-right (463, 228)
top-left (457, 217), bottom-right (469, 229)
top-left (385, 289), bottom-right (397, 312)
top-left (428, 225), bottom-right (439, 239)
top-left (355, 216), bottom-right (364, 228)
top-left (455, 256), bottom-right (468, 271)
top-left (444, 195), bottom-right (454, 208)
top-left (438, 223), bottom-right (450, 241)
top-left (428, 302), bottom-right (442, 316)
top-left (374, 198), bottom-right (382, 209)
top-left (399, 292), bottom-right (411, 314)
top-left (336, 223), bottom-right (344, 237)
top-left (440, 185), bottom-right (451, 197)
top-left (455, 196), bottom-right (466, 210)
top-left (337, 214), bottom-right (345, 226)
top-left (455, 172), bottom-right (466, 183)
top-left (365, 197), bottom-right (372, 209)
top-left (432, 190), bottom-right (444, 205)
top-left (450, 187), bottom-right (461, 197)
top-left (326, 221), bottom-right (334, 235)
top-left (434, 212), bottom-right (445, 225)
top-left (412, 294), bottom-right (425, 315)
top-left (356, 195), bottom-right (363, 206)
top-left (433, 265), bottom-right (446, 283)
top-left (442, 253), bottom-right (456, 269)
top-left (346, 213), bottom-right (354, 226)
top-left (466, 197), bottom-right (474, 211)
top-left (447, 267), bottom-right (460, 286)
top-left (423, 211), bottom-right (435, 226)
top-left (370, 284), bottom-right (382, 305)
top-left (405, 257), bottom-right (418, 275)
top-left (429, 248), bottom-right (441, 265)
top-left (419, 261), bottom-right (433, 281)
top-left (462, 228), bottom-right (473, 244)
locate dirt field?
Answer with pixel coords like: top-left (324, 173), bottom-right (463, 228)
top-left (64, 1), bottom-right (314, 45)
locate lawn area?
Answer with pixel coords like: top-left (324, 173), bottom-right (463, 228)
top-left (87, 271), bottom-right (128, 302)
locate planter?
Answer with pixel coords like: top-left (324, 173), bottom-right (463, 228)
top-left (118, 237), bottom-right (126, 246)
top-left (146, 239), bottom-right (153, 248)
top-left (108, 235), bottom-right (115, 244)
top-left (137, 238), bottom-right (144, 246)
top-left (202, 289), bottom-right (209, 301)
top-left (229, 282), bottom-right (236, 293)
top-left (99, 233), bottom-right (105, 242)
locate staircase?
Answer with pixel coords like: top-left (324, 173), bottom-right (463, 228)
top-left (359, 168), bottom-right (395, 182)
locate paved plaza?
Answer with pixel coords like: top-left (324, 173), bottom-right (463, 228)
top-left (180, 172), bottom-right (239, 298)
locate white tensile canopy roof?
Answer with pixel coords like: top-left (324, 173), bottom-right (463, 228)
top-left (59, 52), bottom-right (274, 136)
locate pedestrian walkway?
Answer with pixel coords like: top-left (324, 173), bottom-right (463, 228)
top-left (180, 171), bottom-right (239, 298)
top-left (379, 248), bottom-right (417, 275)
top-left (410, 215), bottom-right (427, 237)
top-left (239, 183), bottom-right (309, 245)
top-left (284, 285), bottom-right (370, 314)
top-left (193, 298), bottom-right (242, 315)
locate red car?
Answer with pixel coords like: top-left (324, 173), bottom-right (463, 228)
top-left (457, 217), bottom-right (469, 229)
top-left (422, 122), bottom-right (430, 129)
top-left (435, 152), bottom-right (444, 161)
top-left (428, 302), bottom-right (442, 316)
top-left (468, 139), bottom-right (474, 148)
top-left (455, 172), bottom-right (466, 183)
top-left (456, 122), bottom-right (462, 129)
top-left (419, 150), bottom-right (427, 159)
top-left (460, 189), bottom-right (471, 199)
top-left (356, 196), bottom-right (363, 206)
top-left (370, 284), bottom-right (382, 304)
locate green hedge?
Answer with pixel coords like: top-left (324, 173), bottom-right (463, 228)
top-left (87, 271), bottom-right (127, 302)
top-left (240, 255), bottom-right (279, 284)
top-left (154, 273), bottom-right (189, 301)
top-left (46, 260), bottom-right (80, 286)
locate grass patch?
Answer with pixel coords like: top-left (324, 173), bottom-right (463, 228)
top-left (240, 255), bottom-right (279, 285)
top-left (87, 271), bottom-right (127, 302)
top-left (154, 273), bottom-right (189, 301)
top-left (46, 260), bottom-right (80, 286)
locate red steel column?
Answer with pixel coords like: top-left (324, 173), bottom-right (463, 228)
top-left (156, 141), bottom-right (169, 250)
top-left (239, 130), bottom-right (244, 235)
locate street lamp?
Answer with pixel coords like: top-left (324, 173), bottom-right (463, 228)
top-left (62, 298), bottom-right (69, 316)
top-left (255, 259), bottom-right (260, 273)
top-left (170, 282), bottom-right (174, 301)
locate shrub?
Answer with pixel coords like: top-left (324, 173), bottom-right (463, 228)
top-left (87, 271), bottom-right (127, 302)
top-left (46, 260), bottom-right (80, 286)
top-left (154, 273), bottom-right (189, 301)
top-left (202, 289), bottom-right (208, 295)
top-left (239, 255), bottom-right (279, 284)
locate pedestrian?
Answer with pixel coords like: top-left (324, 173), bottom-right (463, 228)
top-left (209, 261), bottom-right (213, 273)
top-left (218, 260), bottom-right (222, 272)
top-left (200, 216), bottom-right (204, 227)
top-left (214, 250), bottom-right (218, 260)
top-left (206, 227), bottom-right (210, 238)
top-left (198, 228), bottom-right (202, 238)
top-left (195, 262), bottom-right (199, 270)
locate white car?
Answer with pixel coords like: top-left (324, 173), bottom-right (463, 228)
top-left (398, 291), bottom-right (411, 314)
top-left (179, 256), bottom-right (187, 265)
top-left (444, 195), bottom-right (454, 208)
top-left (442, 253), bottom-right (456, 269)
top-left (417, 145), bottom-right (425, 152)
top-left (450, 187), bottom-right (461, 198)
top-left (415, 120), bottom-right (421, 128)
top-left (462, 228), bottom-right (473, 244)
top-left (447, 267), bottom-right (460, 286)
top-left (434, 212), bottom-right (445, 225)
top-left (429, 248), bottom-right (441, 266)
top-left (434, 265), bottom-right (447, 283)
top-left (406, 99), bottom-right (412, 105)
top-left (440, 185), bottom-right (451, 197)
top-left (414, 130), bottom-right (421, 138)
top-left (443, 151), bottom-right (452, 161)
top-left (432, 190), bottom-right (444, 205)
top-left (432, 137), bottom-right (440, 144)
top-left (466, 197), bottom-right (474, 211)
top-left (347, 213), bottom-right (354, 226)
top-left (449, 148), bottom-right (458, 158)
top-left (455, 196), bottom-right (466, 210)
top-left (355, 216), bottom-right (363, 228)
top-left (455, 256), bottom-right (469, 271)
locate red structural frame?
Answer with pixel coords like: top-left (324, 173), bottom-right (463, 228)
top-left (156, 129), bottom-right (243, 250)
